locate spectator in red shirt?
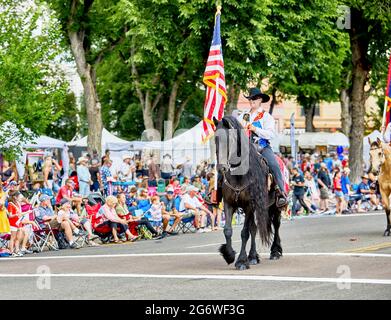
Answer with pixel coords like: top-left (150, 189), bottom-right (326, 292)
top-left (56, 178), bottom-right (83, 214)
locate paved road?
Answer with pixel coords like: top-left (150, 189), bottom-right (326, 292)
top-left (0, 211), bottom-right (391, 300)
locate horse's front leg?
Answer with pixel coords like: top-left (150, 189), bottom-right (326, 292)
top-left (248, 216), bottom-right (260, 265)
top-left (219, 203), bottom-right (236, 264)
top-left (235, 213), bottom-right (251, 270)
top-left (380, 188), bottom-right (391, 236)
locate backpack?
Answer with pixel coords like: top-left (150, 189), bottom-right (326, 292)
top-left (55, 232), bottom-right (69, 249)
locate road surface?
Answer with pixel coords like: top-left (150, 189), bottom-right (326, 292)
top-left (0, 211), bottom-right (390, 300)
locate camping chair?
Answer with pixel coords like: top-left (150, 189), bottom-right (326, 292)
top-left (31, 209), bottom-right (59, 252)
top-left (175, 214), bottom-right (196, 234)
top-left (0, 233), bottom-right (10, 249)
top-left (348, 184), bottom-right (370, 212)
top-left (86, 202), bottom-right (125, 243)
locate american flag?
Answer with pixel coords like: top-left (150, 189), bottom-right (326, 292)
top-left (202, 8), bottom-right (227, 142)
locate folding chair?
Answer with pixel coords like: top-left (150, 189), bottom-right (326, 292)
top-left (0, 233), bottom-right (10, 249)
top-left (175, 214), bottom-right (196, 234)
top-left (31, 210), bottom-right (59, 252)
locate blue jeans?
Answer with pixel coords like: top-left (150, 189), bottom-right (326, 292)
top-left (260, 145), bottom-right (285, 193)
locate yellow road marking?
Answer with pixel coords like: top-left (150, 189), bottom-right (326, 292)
top-left (342, 242), bottom-right (391, 253)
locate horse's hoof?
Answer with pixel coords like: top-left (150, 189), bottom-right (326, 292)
top-left (384, 230), bottom-right (390, 237)
top-left (270, 252), bottom-right (282, 260)
top-left (235, 263), bottom-right (249, 271)
top-left (248, 259), bottom-right (259, 265)
top-left (219, 245), bottom-right (236, 264)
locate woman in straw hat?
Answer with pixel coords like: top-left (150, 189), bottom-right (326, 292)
top-left (77, 157), bottom-right (91, 197)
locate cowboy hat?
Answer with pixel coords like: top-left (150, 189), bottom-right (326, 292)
top-left (244, 87), bottom-right (270, 102)
top-left (77, 156), bottom-right (88, 164)
top-left (361, 174), bottom-right (369, 179)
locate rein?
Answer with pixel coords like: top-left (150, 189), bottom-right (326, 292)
top-left (222, 170), bottom-right (252, 203)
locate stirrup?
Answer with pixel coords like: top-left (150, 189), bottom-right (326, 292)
top-left (276, 196), bottom-right (288, 208)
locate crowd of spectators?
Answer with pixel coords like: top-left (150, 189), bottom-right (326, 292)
top-left (0, 150), bottom-right (223, 257)
top-left (282, 151), bottom-right (382, 216)
top-left (0, 146), bottom-right (383, 257)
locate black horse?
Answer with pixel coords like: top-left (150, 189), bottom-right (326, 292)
top-left (213, 115), bottom-right (283, 270)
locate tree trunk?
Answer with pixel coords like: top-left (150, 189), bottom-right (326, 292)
top-left (166, 80), bottom-right (180, 139)
top-left (304, 101), bottom-right (316, 132)
top-left (348, 9), bottom-right (370, 184)
top-left (154, 101), bottom-right (165, 137)
top-left (68, 3), bottom-right (102, 156)
top-left (269, 87), bottom-right (277, 115)
top-left (226, 82), bottom-right (240, 116)
top-left (340, 88), bottom-right (351, 136)
top-left (142, 91), bottom-right (155, 131)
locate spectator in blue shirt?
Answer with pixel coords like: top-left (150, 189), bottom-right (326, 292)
top-left (357, 174), bottom-right (378, 212)
top-left (100, 159), bottom-right (114, 196)
top-left (341, 167), bottom-right (352, 212)
top-left (323, 153), bottom-right (333, 172)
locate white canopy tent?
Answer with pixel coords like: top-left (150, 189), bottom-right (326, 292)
top-left (278, 132), bottom-right (350, 149)
top-left (68, 128), bottom-right (137, 174)
top-left (143, 121), bottom-right (211, 166)
top-left (22, 135), bottom-right (70, 183)
top-left (68, 128), bottom-right (132, 151)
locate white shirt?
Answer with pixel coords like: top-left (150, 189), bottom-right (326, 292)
top-left (179, 194), bottom-right (202, 212)
top-left (237, 108), bottom-right (276, 141)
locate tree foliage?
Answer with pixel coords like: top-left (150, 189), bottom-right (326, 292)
top-left (0, 0), bottom-right (72, 159)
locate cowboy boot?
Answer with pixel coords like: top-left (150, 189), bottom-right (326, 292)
top-left (275, 187), bottom-right (288, 208)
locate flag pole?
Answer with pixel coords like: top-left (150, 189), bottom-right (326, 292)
top-left (214, 1), bottom-right (221, 191)
top-left (381, 99), bottom-right (388, 130)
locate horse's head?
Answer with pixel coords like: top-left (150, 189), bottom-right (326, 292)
top-left (368, 137), bottom-right (385, 175)
top-left (213, 116), bottom-right (249, 174)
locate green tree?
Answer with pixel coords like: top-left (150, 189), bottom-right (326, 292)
top-left (340, 0), bottom-right (391, 183)
top-left (44, 92), bottom-right (80, 141)
top-left (0, 0), bottom-right (70, 159)
top-left (44, 0), bottom-right (126, 155)
top-left (265, 0), bottom-right (349, 132)
top-left (107, 0), bottom-right (274, 138)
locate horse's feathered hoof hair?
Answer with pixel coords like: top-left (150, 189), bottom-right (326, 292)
top-left (235, 263), bottom-right (249, 271)
top-left (248, 254), bottom-right (260, 265)
top-left (270, 251), bottom-right (282, 260)
top-left (219, 244), bottom-right (236, 265)
top-left (384, 229), bottom-right (390, 237)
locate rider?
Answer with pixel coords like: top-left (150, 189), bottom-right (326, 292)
top-left (237, 87), bottom-right (288, 208)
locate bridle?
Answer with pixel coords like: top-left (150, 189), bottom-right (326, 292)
top-left (221, 169), bottom-right (252, 203)
top-left (369, 144), bottom-right (385, 173)
top-left (217, 120), bottom-right (252, 203)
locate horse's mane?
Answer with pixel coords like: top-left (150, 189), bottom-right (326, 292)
top-left (221, 115), bottom-right (244, 131)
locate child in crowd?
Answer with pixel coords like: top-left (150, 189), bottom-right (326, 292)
top-left (149, 196), bottom-right (163, 229)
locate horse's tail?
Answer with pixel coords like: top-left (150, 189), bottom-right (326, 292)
top-left (254, 198), bottom-right (273, 246)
